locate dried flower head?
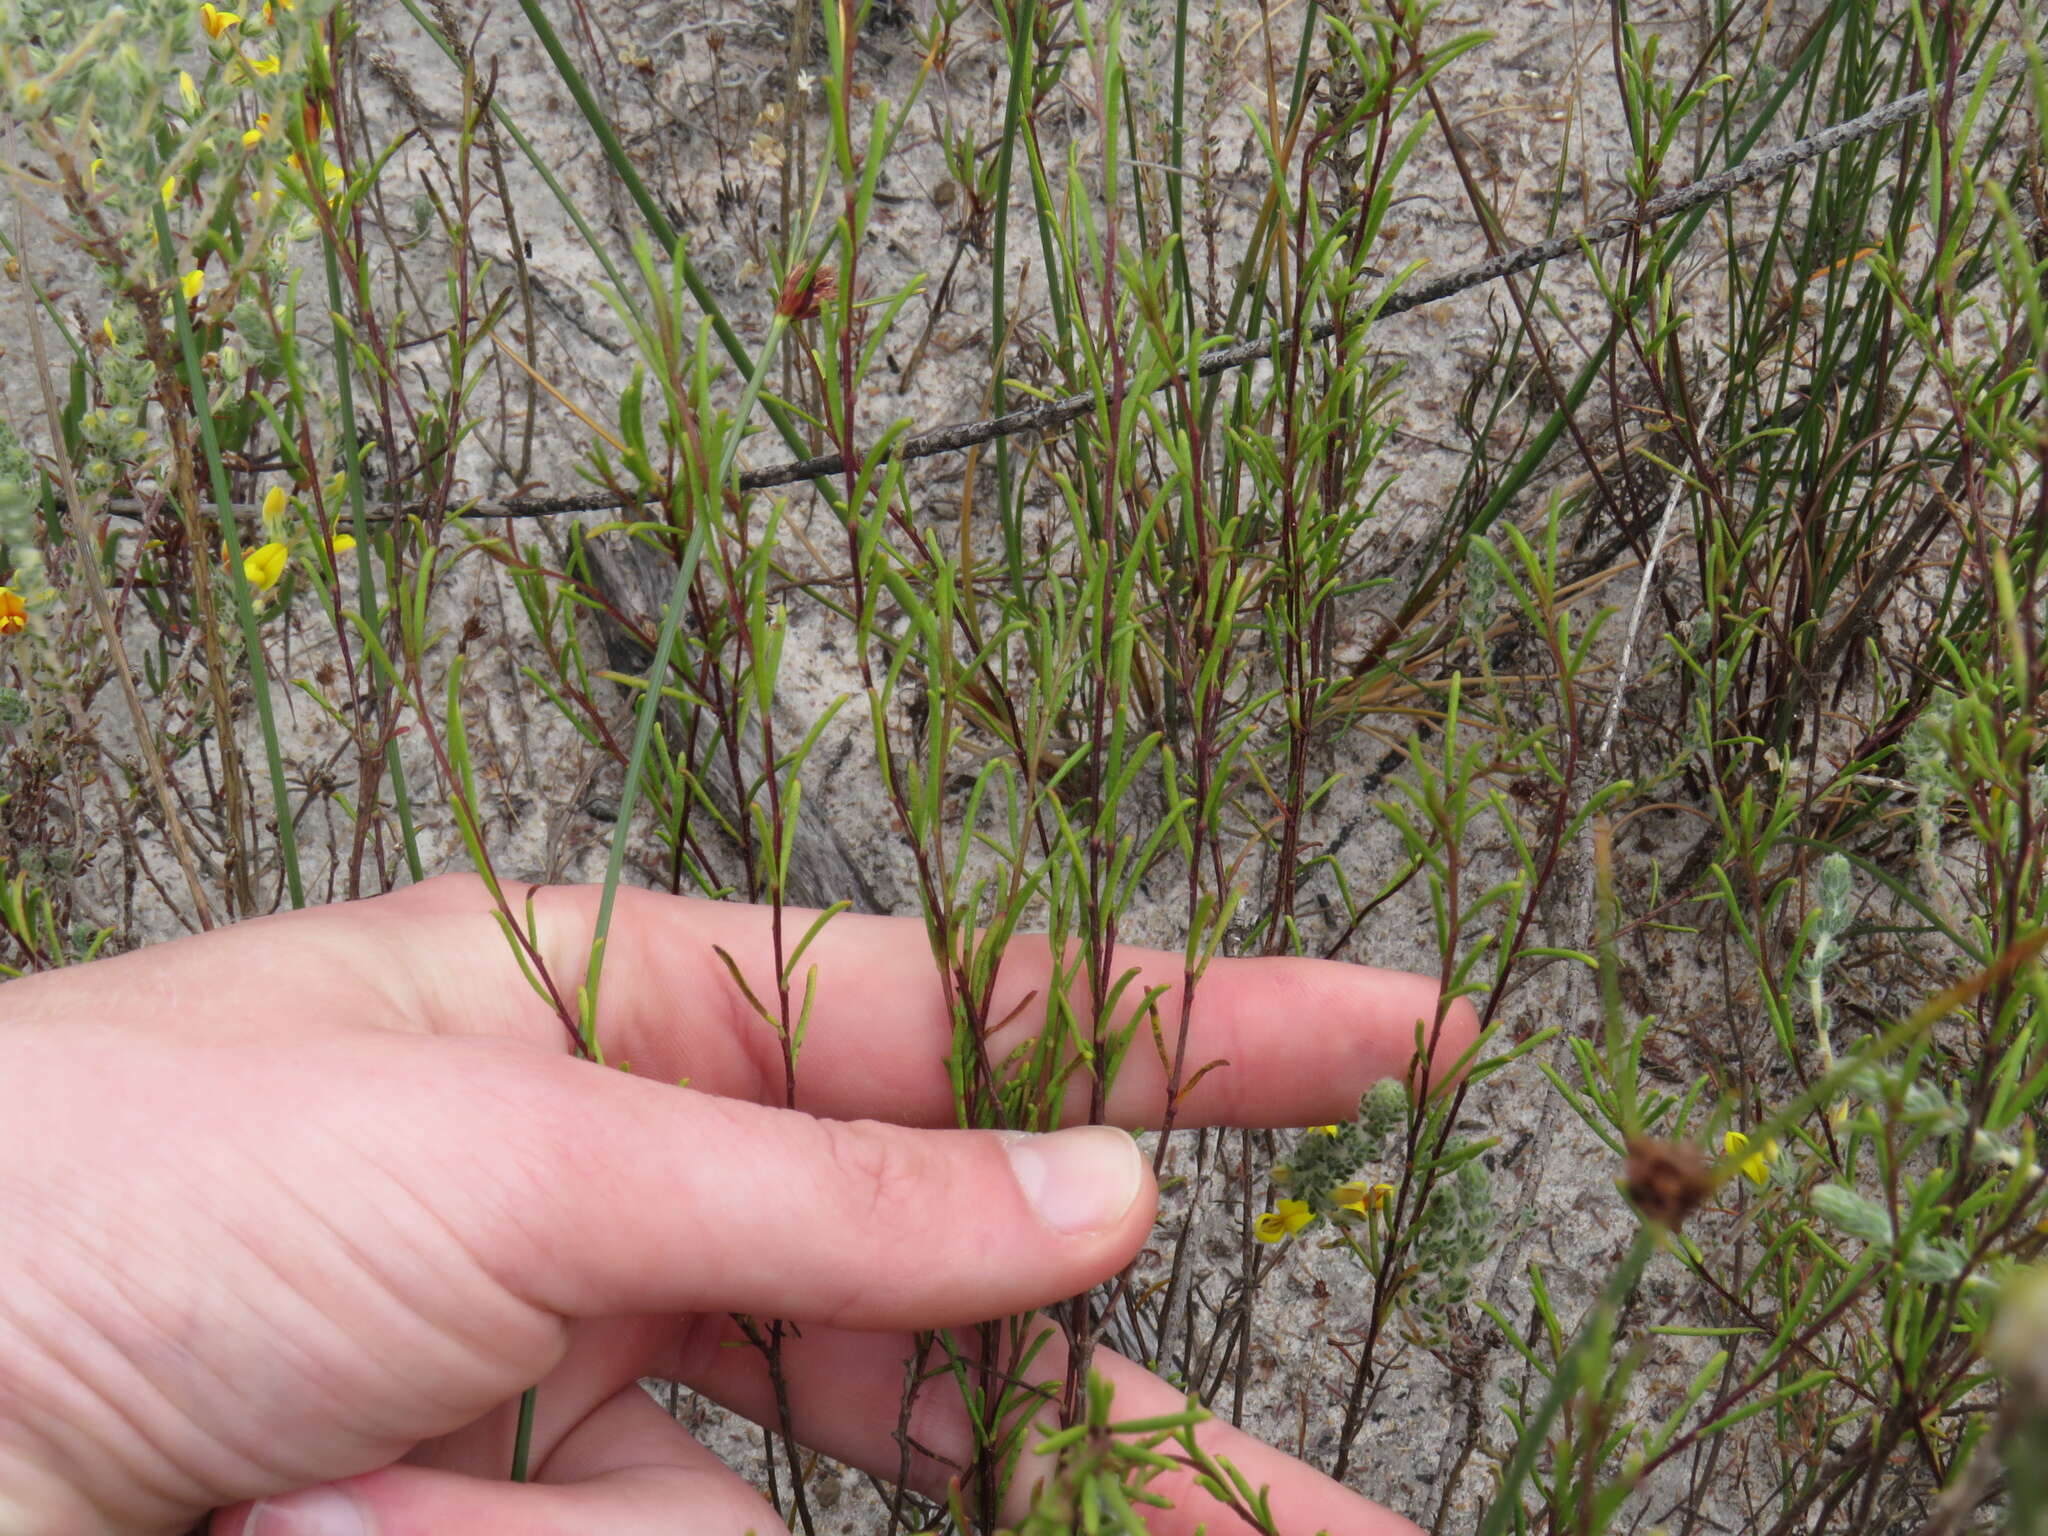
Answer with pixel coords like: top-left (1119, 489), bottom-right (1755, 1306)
top-left (776, 261), bottom-right (838, 322)
top-left (1624, 1136), bottom-right (1712, 1229)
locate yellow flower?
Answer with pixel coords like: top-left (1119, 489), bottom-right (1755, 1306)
top-left (1723, 1131), bottom-right (1779, 1188)
top-left (1254, 1198), bottom-right (1315, 1244)
top-left (180, 269), bottom-right (204, 300)
top-left (242, 111), bottom-right (271, 148)
top-left (1336, 1181), bottom-right (1397, 1217)
top-left (329, 534), bottom-right (356, 557)
top-left (200, 3), bottom-right (242, 36)
top-left (288, 151), bottom-right (345, 200)
top-left (86, 157), bottom-right (103, 187)
top-left (1313, 1125), bottom-right (1341, 1137)
top-left (260, 484), bottom-right (288, 531)
top-left (101, 316), bottom-right (117, 344)
top-left (178, 70), bottom-right (202, 111)
top-left (244, 51), bottom-right (281, 76)
top-left (241, 541), bottom-right (287, 590)
top-left (160, 175), bottom-right (178, 208)
top-left (0, 586), bottom-right (27, 636)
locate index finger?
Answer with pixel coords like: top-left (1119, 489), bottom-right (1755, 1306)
top-left (376, 877), bottom-right (1480, 1130)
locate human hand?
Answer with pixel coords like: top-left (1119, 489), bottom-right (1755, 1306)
top-left (0, 876), bottom-right (1476, 1535)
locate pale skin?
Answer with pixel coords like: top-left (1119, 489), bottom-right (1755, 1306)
top-left (0, 874), bottom-right (1479, 1535)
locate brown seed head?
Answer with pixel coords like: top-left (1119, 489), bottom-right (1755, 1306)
top-left (776, 262), bottom-right (838, 322)
top-left (1623, 1136), bottom-right (1712, 1229)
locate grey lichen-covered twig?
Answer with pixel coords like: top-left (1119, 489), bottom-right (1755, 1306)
top-left (744, 47), bottom-right (2019, 489)
top-left (90, 47), bottom-right (2025, 526)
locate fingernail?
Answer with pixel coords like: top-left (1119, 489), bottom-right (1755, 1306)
top-left (1002, 1125), bottom-right (1144, 1235)
top-left (245, 1486), bottom-right (372, 1536)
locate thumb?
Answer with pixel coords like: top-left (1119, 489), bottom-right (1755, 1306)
top-left (214, 1384), bottom-right (779, 1536)
top-left (438, 1041), bottom-right (1155, 1326)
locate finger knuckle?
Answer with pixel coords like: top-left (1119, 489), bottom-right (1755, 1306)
top-left (406, 869), bottom-right (493, 909)
top-left (820, 1118), bottom-right (935, 1233)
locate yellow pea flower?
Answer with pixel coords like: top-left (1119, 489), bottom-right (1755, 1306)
top-left (1313, 1125), bottom-right (1341, 1137)
top-left (1254, 1198), bottom-right (1315, 1244)
top-left (330, 534), bottom-right (357, 557)
top-left (242, 111), bottom-right (271, 148)
top-left (1336, 1181), bottom-right (1397, 1217)
top-left (244, 51), bottom-right (280, 76)
top-left (86, 157), bottom-right (103, 188)
top-left (241, 541), bottom-right (288, 590)
top-left (179, 70), bottom-right (202, 111)
top-left (101, 316), bottom-right (117, 344)
top-left (160, 175), bottom-right (178, 208)
top-left (285, 151), bottom-right (343, 198)
top-left (0, 586), bottom-right (28, 636)
top-left (180, 269), bottom-right (204, 300)
top-left (284, 151), bottom-right (344, 201)
top-left (200, 3), bottom-right (242, 37)
top-left (260, 484), bottom-right (288, 532)
top-left (1723, 1131), bottom-right (1779, 1188)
